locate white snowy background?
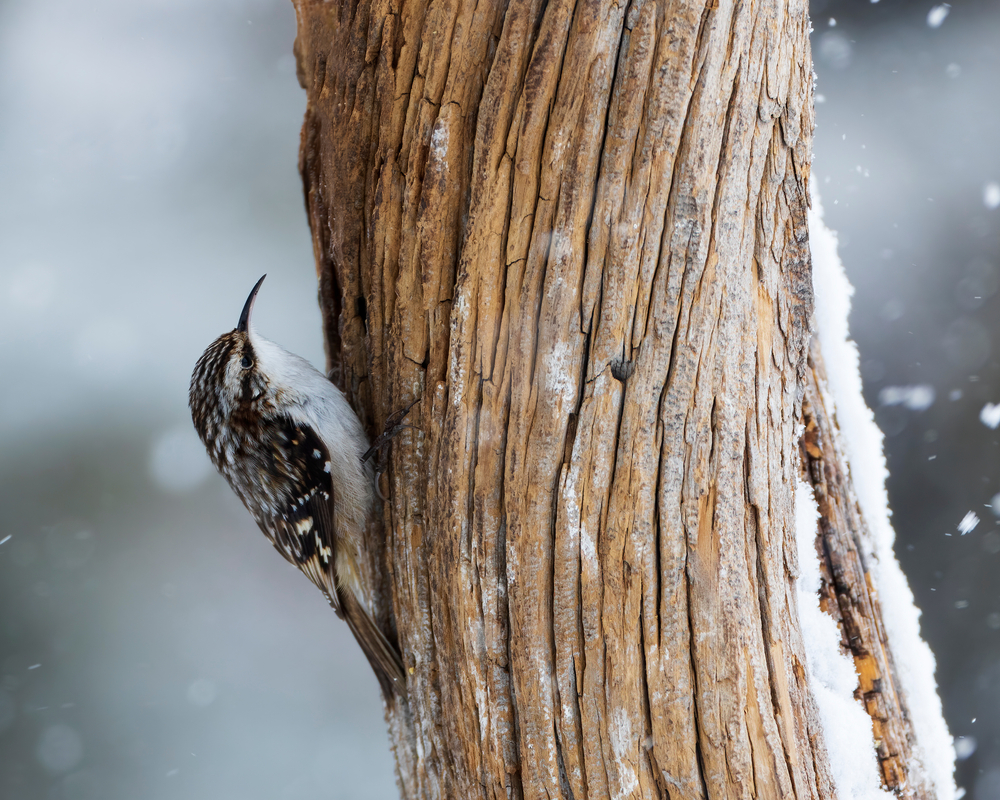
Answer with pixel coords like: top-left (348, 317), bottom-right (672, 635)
top-left (0, 0), bottom-right (997, 798)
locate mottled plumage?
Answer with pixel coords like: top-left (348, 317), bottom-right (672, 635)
top-left (189, 276), bottom-right (405, 697)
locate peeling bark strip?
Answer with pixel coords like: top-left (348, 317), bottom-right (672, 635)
top-left (800, 342), bottom-right (931, 799)
top-left (291, 2), bottom-right (923, 798)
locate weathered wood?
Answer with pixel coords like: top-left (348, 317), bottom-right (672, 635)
top-left (801, 341), bottom-right (929, 799)
top-left (290, 1), bottom-right (934, 798)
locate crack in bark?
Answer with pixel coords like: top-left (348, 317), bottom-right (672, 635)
top-left (684, 557), bottom-right (710, 799)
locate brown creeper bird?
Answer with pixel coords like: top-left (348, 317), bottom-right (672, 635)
top-left (188, 275), bottom-right (406, 697)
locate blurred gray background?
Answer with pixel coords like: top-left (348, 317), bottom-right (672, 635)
top-left (0, 0), bottom-right (997, 798)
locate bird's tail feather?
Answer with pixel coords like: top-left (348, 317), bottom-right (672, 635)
top-left (341, 591), bottom-right (407, 700)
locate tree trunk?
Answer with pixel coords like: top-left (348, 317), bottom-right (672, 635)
top-left (290, 1), bottom-right (936, 798)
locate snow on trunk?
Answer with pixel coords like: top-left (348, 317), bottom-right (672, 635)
top-left (797, 192), bottom-right (957, 799)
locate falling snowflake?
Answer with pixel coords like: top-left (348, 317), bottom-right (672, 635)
top-left (927, 4), bottom-right (951, 28)
top-left (958, 511), bottom-right (980, 535)
top-left (985, 182), bottom-right (1000, 210)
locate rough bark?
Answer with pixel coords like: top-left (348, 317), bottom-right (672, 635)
top-left (290, 1), bottom-right (934, 798)
top-left (801, 341), bottom-right (932, 799)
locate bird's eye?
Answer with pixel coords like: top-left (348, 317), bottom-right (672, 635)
top-left (241, 355), bottom-right (253, 369)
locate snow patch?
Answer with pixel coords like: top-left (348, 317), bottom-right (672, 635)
top-left (795, 479), bottom-right (891, 800)
top-left (808, 193), bottom-right (956, 798)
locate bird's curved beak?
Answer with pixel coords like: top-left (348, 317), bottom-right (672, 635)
top-left (237, 275), bottom-right (267, 333)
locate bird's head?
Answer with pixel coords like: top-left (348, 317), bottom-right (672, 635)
top-left (189, 275), bottom-right (273, 443)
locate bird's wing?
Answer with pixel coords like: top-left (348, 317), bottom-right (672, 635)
top-left (252, 415), bottom-right (343, 616)
top-left (251, 415), bottom-right (408, 697)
